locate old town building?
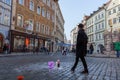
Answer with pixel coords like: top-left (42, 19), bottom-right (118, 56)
top-left (10, 0), bottom-right (64, 52)
top-left (86, 3), bottom-right (109, 54)
top-left (0, 0), bottom-right (12, 52)
top-left (70, 26), bottom-right (78, 50)
top-left (104, 0), bottom-right (120, 54)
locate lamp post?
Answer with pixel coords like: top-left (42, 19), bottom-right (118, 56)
top-left (33, 32), bottom-right (38, 53)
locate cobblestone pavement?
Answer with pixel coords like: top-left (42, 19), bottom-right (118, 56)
top-left (0, 53), bottom-right (120, 80)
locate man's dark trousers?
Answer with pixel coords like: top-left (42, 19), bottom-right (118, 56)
top-left (72, 55), bottom-right (88, 71)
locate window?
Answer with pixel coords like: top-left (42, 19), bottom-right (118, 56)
top-left (5, 0), bottom-right (11, 5)
top-left (98, 14), bottom-right (100, 19)
top-left (113, 8), bottom-right (116, 13)
top-left (96, 25), bottom-right (97, 30)
top-left (29, 20), bottom-right (33, 31)
top-left (108, 11), bottom-right (111, 15)
top-left (37, 6), bottom-right (41, 14)
top-left (119, 17), bottom-right (120, 23)
top-left (99, 24), bottom-right (100, 29)
top-left (101, 13), bottom-right (104, 18)
top-left (14, 36), bottom-right (25, 50)
top-left (19, 0), bottom-right (24, 5)
top-left (118, 6), bottom-right (120, 11)
top-left (113, 18), bottom-right (117, 24)
top-left (47, 0), bottom-right (50, 6)
top-left (42, 0), bottom-right (46, 4)
top-left (42, 8), bottom-right (46, 17)
top-left (36, 22), bottom-right (40, 32)
top-left (30, 1), bottom-right (34, 11)
top-left (17, 14), bottom-right (23, 27)
top-left (46, 10), bottom-right (50, 19)
top-left (102, 22), bottom-right (104, 29)
top-left (41, 24), bottom-right (45, 34)
top-left (4, 14), bottom-right (10, 26)
top-left (96, 34), bottom-right (98, 41)
top-left (99, 34), bottom-right (101, 40)
top-left (51, 1), bottom-right (55, 10)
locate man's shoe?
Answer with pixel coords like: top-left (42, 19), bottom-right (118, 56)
top-left (80, 70), bottom-right (89, 74)
top-left (71, 68), bottom-right (75, 73)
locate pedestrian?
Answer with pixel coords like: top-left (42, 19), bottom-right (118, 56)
top-left (113, 42), bottom-right (120, 58)
top-left (62, 48), bottom-right (66, 55)
top-left (71, 23), bottom-right (88, 74)
top-left (35, 47), bottom-right (39, 54)
top-left (23, 44), bottom-right (26, 52)
top-left (89, 43), bottom-right (94, 54)
top-left (3, 43), bottom-right (7, 54)
top-left (6, 43), bottom-right (9, 54)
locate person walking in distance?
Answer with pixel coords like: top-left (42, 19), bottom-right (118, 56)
top-left (89, 43), bottom-right (94, 54)
top-left (71, 23), bottom-right (88, 74)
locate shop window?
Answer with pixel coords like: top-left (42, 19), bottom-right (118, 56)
top-left (14, 36), bottom-right (25, 50)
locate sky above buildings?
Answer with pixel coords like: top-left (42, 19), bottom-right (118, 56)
top-left (59, 0), bottom-right (109, 40)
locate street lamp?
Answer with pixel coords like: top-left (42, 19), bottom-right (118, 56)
top-left (32, 32), bottom-right (38, 53)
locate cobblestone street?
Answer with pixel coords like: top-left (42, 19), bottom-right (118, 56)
top-left (0, 53), bottom-right (120, 80)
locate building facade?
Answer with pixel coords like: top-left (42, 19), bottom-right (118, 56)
top-left (11, 0), bottom-right (64, 52)
top-left (54, 1), bottom-right (64, 52)
top-left (70, 26), bottom-right (78, 50)
top-left (104, 0), bottom-right (120, 54)
top-left (86, 14), bottom-right (95, 53)
top-left (0, 0), bottom-right (12, 52)
top-left (85, 2), bottom-right (110, 54)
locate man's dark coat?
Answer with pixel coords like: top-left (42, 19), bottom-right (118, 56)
top-left (76, 29), bottom-right (88, 57)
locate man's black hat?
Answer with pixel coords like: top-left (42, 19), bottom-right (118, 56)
top-left (78, 23), bottom-right (84, 28)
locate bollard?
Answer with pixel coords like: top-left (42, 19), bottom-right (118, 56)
top-left (57, 59), bottom-right (60, 68)
top-left (17, 75), bottom-right (24, 80)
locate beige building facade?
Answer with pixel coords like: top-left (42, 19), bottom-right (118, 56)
top-left (10, 0), bottom-right (64, 52)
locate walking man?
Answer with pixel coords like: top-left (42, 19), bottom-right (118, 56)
top-left (71, 23), bottom-right (88, 74)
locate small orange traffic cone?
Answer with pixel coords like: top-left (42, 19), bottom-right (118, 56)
top-left (17, 75), bottom-right (24, 80)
